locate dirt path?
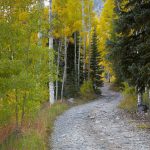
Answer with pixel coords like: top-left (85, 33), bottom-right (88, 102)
top-left (51, 84), bottom-right (150, 150)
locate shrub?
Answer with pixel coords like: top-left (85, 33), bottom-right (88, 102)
top-left (143, 92), bottom-right (150, 107)
top-left (118, 82), bottom-right (137, 112)
top-left (80, 80), bottom-right (95, 99)
top-left (118, 95), bottom-right (137, 113)
top-left (122, 82), bottom-right (136, 96)
top-left (119, 83), bottom-right (150, 113)
top-left (0, 102), bottom-right (68, 150)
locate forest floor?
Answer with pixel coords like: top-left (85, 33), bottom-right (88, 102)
top-left (50, 84), bottom-right (150, 150)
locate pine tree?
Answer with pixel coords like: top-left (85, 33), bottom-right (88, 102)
top-left (90, 28), bottom-right (103, 93)
top-left (109, 0), bottom-right (150, 107)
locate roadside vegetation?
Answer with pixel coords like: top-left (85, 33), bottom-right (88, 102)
top-left (0, 0), bottom-right (104, 148)
top-left (0, 102), bottom-right (68, 150)
top-left (1, 0), bottom-right (150, 148)
top-left (119, 82), bottom-right (150, 113)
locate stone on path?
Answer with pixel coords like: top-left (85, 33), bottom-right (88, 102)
top-left (50, 84), bottom-right (150, 150)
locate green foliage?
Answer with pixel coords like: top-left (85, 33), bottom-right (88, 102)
top-left (122, 82), bottom-right (136, 96)
top-left (137, 123), bottom-right (150, 130)
top-left (108, 0), bottom-right (150, 93)
top-left (0, 0), bottom-right (56, 131)
top-left (90, 28), bottom-right (103, 93)
top-left (80, 80), bottom-right (95, 98)
top-left (118, 95), bottom-right (137, 113)
top-left (119, 82), bottom-right (137, 112)
top-left (0, 103), bottom-right (12, 126)
top-left (0, 103), bottom-right (68, 150)
top-left (143, 92), bottom-right (150, 107)
top-left (119, 82), bottom-right (150, 113)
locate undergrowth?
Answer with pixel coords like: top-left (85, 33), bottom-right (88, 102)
top-left (0, 102), bottom-right (68, 150)
top-left (118, 82), bottom-right (149, 113)
top-left (79, 80), bottom-right (98, 104)
top-left (0, 81), bottom-right (103, 149)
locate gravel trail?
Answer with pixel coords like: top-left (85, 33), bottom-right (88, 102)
top-left (51, 84), bottom-right (150, 150)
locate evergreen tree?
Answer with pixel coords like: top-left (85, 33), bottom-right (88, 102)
top-left (109, 0), bottom-right (150, 107)
top-left (90, 28), bottom-right (103, 93)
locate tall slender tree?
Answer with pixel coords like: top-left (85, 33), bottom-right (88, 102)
top-left (49, 0), bottom-right (55, 104)
top-left (90, 28), bottom-right (103, 93)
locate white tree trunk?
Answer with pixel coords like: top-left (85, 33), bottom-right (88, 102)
top-left (137, 91), bottom-right (143, 105)
top-left (38, 0), bottom-right (44, 46)
top-left (61, 37), bottom-right (68, 101)
top-left (49, 0), bottom-right (55, 105)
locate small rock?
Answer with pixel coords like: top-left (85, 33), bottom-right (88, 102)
top-left (116, 116), bottom-right (120, 120)
top-left (89, 116), bottom-right (95, 119)
top-left (67, 98), bottom-right (74, 103)
top-left (61, 134), bottom-right (66, 138)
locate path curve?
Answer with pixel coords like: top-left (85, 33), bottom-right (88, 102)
top-left (51, 84), bottom-right (150, 150)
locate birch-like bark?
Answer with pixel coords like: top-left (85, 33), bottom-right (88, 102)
top-left (61, 37), bottom-right (68, 101)
top-left (56, 40), bottom-right (62, 101)
top-left (38, 0), bottom-right (44, 46)
top-left (137, 89), bottom-right (143, 105)
top-left (78, 34), bottom-right (81, 87)
top-left (49, 0), bottom-right (55, 104)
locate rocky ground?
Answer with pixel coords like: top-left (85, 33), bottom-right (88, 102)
top-left (50, 84), bottom-right (150, 150)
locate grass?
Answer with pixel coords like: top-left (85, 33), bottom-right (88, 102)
top-left (118, 95), bottom-right (137, 113)
top-left (118, 92), bottom-right (150, 113)
top-left (137, 123), bottom-right (150, 129)
top-left (0, 88), bottom-right (99, 150)
top-left (0, 102), bottom-right (69, 150)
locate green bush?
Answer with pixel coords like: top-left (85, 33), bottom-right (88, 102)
top-left (0, 103), bottom-right (68, 150)
top-left (119, 83), bottom-right (150, 113)
top-left (143, 92), bottom-right (150, 107)
top-left (80, 80), bottom-right (95, 99)
top-left (118, 82), bottom-right (137, 112)
top-left (118, 95), bottom-right (137, 112)
top-left (122, 82), bottom-right (136, 96)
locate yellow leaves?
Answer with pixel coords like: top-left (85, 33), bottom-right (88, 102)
top-left (19, 11), bottom-right (29, 23)
top-left (72, 21), bottom-right (82, 32)
top-left (53, 32), bottom-right (60, 39)
top-left (43, 7), bottom-right (49, 20)
top-left (31, 33), bottom-right (38, 43)
top-left (63, 26), bottom-right (71, 36)
top-left (69, 37), bottom-right (74, 44)
top-left (97, 0), bottom-right (116, 73)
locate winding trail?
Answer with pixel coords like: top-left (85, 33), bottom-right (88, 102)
top-left (51, 84), bottom-right (150, 150)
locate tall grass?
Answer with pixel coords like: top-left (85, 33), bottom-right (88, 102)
top-left (0, 102), bottom-right (68, 150)
top-left (118, 82), bottom-right (149, 113)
